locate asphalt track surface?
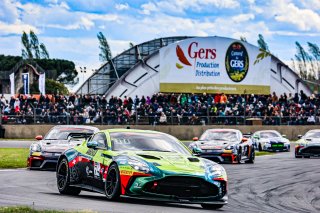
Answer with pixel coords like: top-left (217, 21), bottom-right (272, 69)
top-left (0, 140), bottom-right (33, 148)
top-left (1, 149), bottom-right (320, 213)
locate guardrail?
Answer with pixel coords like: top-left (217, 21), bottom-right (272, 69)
top-left (0, 114), bottom-right (319, 126)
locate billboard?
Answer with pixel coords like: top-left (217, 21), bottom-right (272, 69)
top-left (159, 37), bottom-right (271, 94)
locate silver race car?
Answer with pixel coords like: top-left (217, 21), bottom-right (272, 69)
top-left (27, 125), bottom-right (99, 169)
top-left (252, 130), bottom-right (290, 152)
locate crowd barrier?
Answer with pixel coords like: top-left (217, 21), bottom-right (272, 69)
top-left (0, 114), bottom-right (318, 126)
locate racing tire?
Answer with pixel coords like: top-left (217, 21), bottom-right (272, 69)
top-left (304, 156), bottom-right (310, 158)
top-left (245, 148), bottom-right (255, 164)
top-left (201, 204), bottom-right (224, 210)
top-left (105, 163), bottom-right (121, 200)
top-left (295, 154), bottom-right (302, 158)
top-left (57, 158), bottom-right (81, 195)
top-left (237, 148), bottom-right (242, 164)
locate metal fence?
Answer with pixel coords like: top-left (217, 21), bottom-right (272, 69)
top-left (1, 113), bottom-right (319, 126)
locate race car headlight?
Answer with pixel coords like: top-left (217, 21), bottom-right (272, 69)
top-left (225, 145), bottom-right (234, 150)
top-left (30, 144), bottom-right (41, 152)
top-left (208, 164), bottom-right (226, 177)
top-left (203, 159), bottom-right (226, 177)
top-left (128, 159), bottom-right (150, 173)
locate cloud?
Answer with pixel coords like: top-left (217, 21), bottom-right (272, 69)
top-left (140, 0), bottom-right (240, 14)
top-left (300, 0), bottom-right (320, 11)
top-left (269, 0), bottom-right (320, 31)
top-left (115, 3), bottom-right (129, 11)
top-left (17, 2), bottom-right (119, 31)
top-left (0, 0), bottom-right (19, 23)
top-left (0, 21), bottom-right (38, 35)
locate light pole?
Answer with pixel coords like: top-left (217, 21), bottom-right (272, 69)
top-left (80, 67), bottom-right (86, 95)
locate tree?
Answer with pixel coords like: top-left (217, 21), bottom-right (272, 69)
top-left (28, 79), bottom-right (69, 95)
top-left (97, 32), bottom-right (112, 62)
top-left (21, 31), bottom-right (33, 59)
top-left (40, 43), bottom-right (49, 59)
top-left (21, 31), bottom-right (49, 60)
top-left (30, 31), bottom-right (40, 59)
top-left (295, 42), bottom-right (310, 80)
top-left (254, 34), bottom-right (271, 65)
top-left (240, 36), bottom-right (247, 42)
top-left (308, 42), bottom-right (320, 79)
top-left (257, 34), bottom-right (269, 52)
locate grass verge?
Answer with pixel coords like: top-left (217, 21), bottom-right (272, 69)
top-left (0, 206), bottom-right (90, 213)
top-left (255, 151), bottom-right (275, 156)
top-left (0, 148), bottom-right (29, 169)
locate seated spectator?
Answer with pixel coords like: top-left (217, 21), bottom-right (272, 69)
top-left (159, 112), bottom-right (167, 125)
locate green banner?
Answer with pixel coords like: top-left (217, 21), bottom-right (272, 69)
top-left (160, 83), bottom-right (270, 94)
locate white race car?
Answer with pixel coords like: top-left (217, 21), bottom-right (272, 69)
top-left (252, 130), bottom-right (290, 152)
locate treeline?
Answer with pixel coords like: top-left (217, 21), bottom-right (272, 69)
top-left (292, 42), bottom-right (320, 81)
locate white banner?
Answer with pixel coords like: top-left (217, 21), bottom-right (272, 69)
top-left (22, 73), bottom-right (29, 95)
top-left (39, 73), bottom-right (45, 95)
top-left (160, 37), bottom-right (271, 94)
top-left (9, 73), bottom-right (14, 96)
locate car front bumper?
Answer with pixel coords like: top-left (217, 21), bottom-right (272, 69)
top-left (296, 146), bottom-right (320, 157)
top-left (125, 175), bottom-right (228, 205)
top-left (197, 150), bottom-right (238, 163)
top-left (27, 152), bottom-right (61, 169)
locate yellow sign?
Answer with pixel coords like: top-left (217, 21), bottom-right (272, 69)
top-left (160, 83), bottom-right (270, 94)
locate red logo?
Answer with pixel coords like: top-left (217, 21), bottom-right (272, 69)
top-left (176, 42), bottom-right (217, 69)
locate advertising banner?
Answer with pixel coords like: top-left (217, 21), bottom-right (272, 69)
top-left (159, 37), bottom-right (271, 94)
top-left (22, 73), bottom-right (29, 95)
top-left (39, 73), bottom-right (46, 95)
top-left (9, 72), bottom-right (14, 96)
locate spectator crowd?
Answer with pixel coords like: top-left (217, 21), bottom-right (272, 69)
top-left (0, 90), bottom-right (319, 125)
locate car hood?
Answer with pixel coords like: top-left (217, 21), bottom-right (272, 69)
top-left (263, 137), bottom-right (288, 142)
top-left (194, 140), bottom-right (236, 150)
top-left (39, 139), bottom-right (84, 153)
top-left (117, 151), bottom-right (214, 176)
top-left (303, 138), bottom-right (320, 146)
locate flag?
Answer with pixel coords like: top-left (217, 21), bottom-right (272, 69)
top-left (22, 73), bottom-right (29, 95)
top-left (39, 73), bottom-right (45, 95)
top-left (9, 73), bottom-right (14, 96)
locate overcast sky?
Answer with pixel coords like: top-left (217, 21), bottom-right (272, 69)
top-left (0, 0), bottom-right (319, 88)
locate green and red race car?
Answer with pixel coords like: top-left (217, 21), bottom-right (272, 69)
top-left (56, 129), bottom-right (228, 209)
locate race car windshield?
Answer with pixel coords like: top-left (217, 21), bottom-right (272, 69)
top-left (200, 131), bottom-right (238, 142)
top-left (45, 128), bottom-right (94, 140)
top-left (260, 132), bottom-right (281, 138)
top-left (110, 132), bottom-right (191, 155)
top-left (305, 132), bottom-right (320, 138)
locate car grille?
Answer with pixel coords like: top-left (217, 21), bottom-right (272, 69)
top-left (143, 176), bottom-right (221, 198)
top-left (301, 146), bottom-right (320, 155)
top-left (270, 141), bottom-right (284, 150)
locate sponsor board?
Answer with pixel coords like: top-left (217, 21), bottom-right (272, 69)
top-left (160, 37), bottom-right (271, 94)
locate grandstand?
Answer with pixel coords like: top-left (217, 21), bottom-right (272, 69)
top-left (76, 36), bottom-right (312, 98)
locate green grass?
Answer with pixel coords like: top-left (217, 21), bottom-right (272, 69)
top-left (255, 151), bottom-right (275, 156)
top-left (0, 206), bottom-right (92, 213)
top-left (0, 148), bottom-right (29, 169)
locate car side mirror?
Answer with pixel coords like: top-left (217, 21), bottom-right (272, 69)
top-left (297, 135), bottom-right (302, 139)
top-left (242, 138), bottom-right (248, 142)
top-left (192, 147), bottom-right (202, 154)
top-left (192, 137), bottom-right (199, 141)
top-left (87, 141), bottom-right (99, 149)
top-left (35, 135), bottom-right (43, 140)
top-left (282, 134), bottom-right (286, 138)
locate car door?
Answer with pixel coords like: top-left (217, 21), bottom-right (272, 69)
top-left (88, 132), bottom-right (112, 191)
top-left (81, 132), bottom-right (105, 187)
top-left (239, 134), bottom-right (250, 159)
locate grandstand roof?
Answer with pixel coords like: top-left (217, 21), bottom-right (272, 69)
top-left (76, 36), bottom-right (191, 95)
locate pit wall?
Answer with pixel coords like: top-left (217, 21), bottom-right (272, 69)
top-left (3, 125), bottom-right (320, 140)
